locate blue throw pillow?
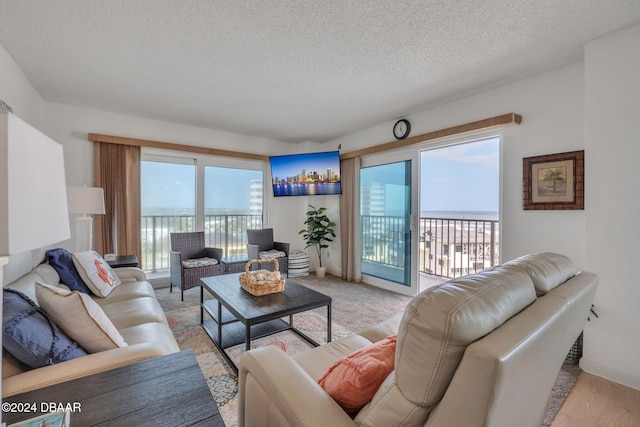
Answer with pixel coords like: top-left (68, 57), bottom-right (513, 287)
top-left (2, 289), bottom-right (87, 368)
top-left (47, 248), bottom-right (91, 294)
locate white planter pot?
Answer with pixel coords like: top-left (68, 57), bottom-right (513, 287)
top-left (315, 266), bottom-right (326, 278)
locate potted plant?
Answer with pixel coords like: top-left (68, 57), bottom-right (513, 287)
top-left (299, 205), bottom-right (336, 278)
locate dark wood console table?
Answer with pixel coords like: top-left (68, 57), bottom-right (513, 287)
top-left (3, 350), bottom-right (224, 426)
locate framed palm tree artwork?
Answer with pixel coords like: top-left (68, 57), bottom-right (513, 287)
top-left (523, 150), bottom-right (584, 210)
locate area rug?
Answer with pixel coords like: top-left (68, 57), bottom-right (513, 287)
top-left (165, 306), bottom-right (352, 427)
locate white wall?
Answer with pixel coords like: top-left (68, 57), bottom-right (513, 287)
top-left (582, 23), bottom-right (640, 390)
top-left (0, 44), bottom-right (45, 131)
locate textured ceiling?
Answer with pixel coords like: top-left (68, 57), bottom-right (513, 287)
top-left (1, 1), bottom-right (639, 143)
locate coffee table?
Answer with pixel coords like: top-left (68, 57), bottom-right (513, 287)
top-left (200, 273), bottom-right (332, 373)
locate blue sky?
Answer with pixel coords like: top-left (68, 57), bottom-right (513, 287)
top-left (141, 138), bottom-right (498, 213)
top-left (420, 137), bottom-right (499, 212)
top-left (141, 162), bottom-right (262, 211)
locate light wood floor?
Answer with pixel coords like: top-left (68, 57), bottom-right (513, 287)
top-left (550, 372), bottom-right (640, 426)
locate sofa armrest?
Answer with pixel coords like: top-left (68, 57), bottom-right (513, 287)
top-left (2, 343), bottom-right (175, 397)
top-left (113, 267), bottom-right (147, 282)
top-left (238, 346), bottom-right (354, 427)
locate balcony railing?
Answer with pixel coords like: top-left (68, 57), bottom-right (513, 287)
top-left (141, 214), bottom-right (262, 272)
top-left (361, 215), bottom-right (499, 280)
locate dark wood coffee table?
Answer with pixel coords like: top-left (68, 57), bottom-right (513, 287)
top-left (200, 273), bottom-right (332, 373)
top-left (3, 350), bottom-right (224, 426)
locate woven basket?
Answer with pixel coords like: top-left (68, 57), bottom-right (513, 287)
top-left (238, 258), bottom-right (285, 296)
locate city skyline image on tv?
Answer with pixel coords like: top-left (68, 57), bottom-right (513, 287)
top-left (270, 150), bottom-right (342, 197)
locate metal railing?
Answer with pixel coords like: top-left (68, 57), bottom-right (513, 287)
top-left (361, 215), bottom-right (499, 279)
top-left (141, 214), bottom-right (262, 272)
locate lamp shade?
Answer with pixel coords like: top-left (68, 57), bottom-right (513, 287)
top-left (0, 112), bottom-right (71, 256)
top-left (67, 186), bottom-right (106, 215)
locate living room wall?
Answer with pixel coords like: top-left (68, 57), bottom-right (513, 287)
top-left (582, 23), bottom-right (640, 390)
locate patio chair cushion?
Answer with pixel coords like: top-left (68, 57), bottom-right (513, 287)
top-left (259, 250), bottom-right (286, 259)
top-left (181, 257), bottom-right (219, 269)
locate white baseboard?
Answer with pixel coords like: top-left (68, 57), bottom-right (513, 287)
top-left (579, 357), bottom-right (640, 391)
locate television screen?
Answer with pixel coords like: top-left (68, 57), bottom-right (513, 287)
top-left (270, 151), bottom-right (342, 197)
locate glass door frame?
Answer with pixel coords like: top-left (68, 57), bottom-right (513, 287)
top-left (360, 149), bottom-right (420, 297)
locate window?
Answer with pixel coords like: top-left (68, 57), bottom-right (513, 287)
top-left (141, 160), bottom-right (196, 272)
top-left (204, 166), bottom-right (263, 257)
top-left (141, 153), bottom-right (264, 273)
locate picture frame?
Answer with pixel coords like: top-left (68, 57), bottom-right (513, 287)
top-left (523, 150), bottom-right (584, 210)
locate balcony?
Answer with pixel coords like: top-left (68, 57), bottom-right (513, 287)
top-left (362, 215), bottom-right (499, 290)
top-left (141, 214), bottom-right (262, 273)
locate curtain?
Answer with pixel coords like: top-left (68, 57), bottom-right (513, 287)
top-left (340, 156), bottom-right (361, 283)
top-left (93, 142), bottom-right (141, 261)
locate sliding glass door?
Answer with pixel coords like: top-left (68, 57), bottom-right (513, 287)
top-left (360, 157), bottom-right (416, 294)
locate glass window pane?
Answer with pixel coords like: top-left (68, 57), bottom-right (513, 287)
top-left (360, 160), bottom-right (411, 286)
top-left (140, 161), bottom-right (196, 272)
top-left (204, 166), bottom-right (263, 257)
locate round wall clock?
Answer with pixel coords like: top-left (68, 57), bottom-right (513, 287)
top-left (393, 119), bottom-right (411, 140)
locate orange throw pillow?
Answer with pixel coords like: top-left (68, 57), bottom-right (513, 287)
top-left (318, 335), bottom-right (397, 413)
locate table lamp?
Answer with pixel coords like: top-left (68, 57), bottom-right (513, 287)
top-left (67, 186), bottom-right (106, 251)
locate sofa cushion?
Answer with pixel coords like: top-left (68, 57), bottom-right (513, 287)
top-left (294, 334), bottom-right (374, 381)
top-left (318, 335), bottom-right (397, 413)
top-left (395, 268), bottom-right (536, 407)
top-left (501, 252), bottom-right (578, 296)
top-left (118, 322), bottom-right (181, 353)
top-left (47, 248), bottom-right (91, 294)
top-left (35, 282), bottom-right (127, 353)
top-left (2, 289), bottom-right (87, 368)
top-left (355, 268), bottom-right (538, 427)
top-left (98, 297), bottom-right (169, 329)
top-left (72, 251), bottom-right (121, 297)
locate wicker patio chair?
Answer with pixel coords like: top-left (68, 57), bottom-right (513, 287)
top-left (170, 231), bottom-right (222, 301)
top-left (246, 228), bottom-right (289, 276)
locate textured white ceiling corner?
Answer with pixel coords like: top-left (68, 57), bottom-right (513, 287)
top-left (0, 0), bottom-right (639, 144)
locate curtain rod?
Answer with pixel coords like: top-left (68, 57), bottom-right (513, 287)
top-left (89, 112), bottom-right (521, 162)
top-left (88, 133), bottom-right (270, 162)
top-left (340, 113), bottom-right (522, 160)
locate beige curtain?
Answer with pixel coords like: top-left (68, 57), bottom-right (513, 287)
top-left (340, 156), bottom-right (361, 283)
top-left (93, 142), bottom-right (141, 261)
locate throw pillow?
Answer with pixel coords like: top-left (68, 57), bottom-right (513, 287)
top-left (72, 251), bottom-right (121, 297)
top-left (35, 282), bottom-right (127, 353)
top-left (47, 247), bottom-right (91, 294)
top-left (318, 335), bottom-right (397, 413)
top-left (2, 288), bottom-right (87, 369)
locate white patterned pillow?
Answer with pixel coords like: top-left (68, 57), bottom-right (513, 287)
top-left (72, 251), bottom-right (121, 298)
top-left (35, 282), bottom-right (127, 352)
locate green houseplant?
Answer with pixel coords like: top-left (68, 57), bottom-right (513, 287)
top-left (299, 205), bottom-right (336, 278)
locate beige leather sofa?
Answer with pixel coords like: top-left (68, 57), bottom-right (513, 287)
top-left (2, 250), bottom-right (179, 397)
top-left (238, 252), bottom-right (598, 427)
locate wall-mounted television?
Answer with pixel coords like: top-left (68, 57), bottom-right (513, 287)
top-left (270, 151), bottom-right (342, 197)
